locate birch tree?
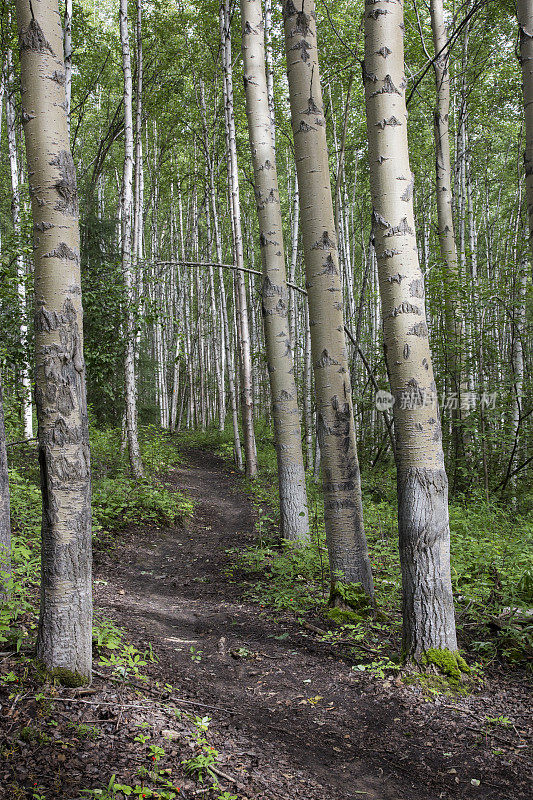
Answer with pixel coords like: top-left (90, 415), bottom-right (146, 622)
top-left (120, 0), bottom-right (144, 479)
top-left (363, 0), bottom-right (461, 665)
top-left (221, 0), bottom-right (257, 478)
top-left (6, 46), bottom-right (33, 440)
top-left (240, 0), bottom-right (309, 543)
top-left (282, 0), bottom-right (374, 602)
top-left (16, 0), bottom-right (92, 680)
top-left (429, 0), bottom-right (464, 461)
top-left (518, 0), bottom-right (533, 263)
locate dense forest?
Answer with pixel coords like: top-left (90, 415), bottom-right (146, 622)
top-left (0, 0), bottom-right (531, 798)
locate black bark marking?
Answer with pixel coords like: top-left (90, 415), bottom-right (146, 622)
top-left (297, 120), bottom-right (315, 133)
top-left (372, 210), bottom-right (388, 228)
top-left (380, 248), bottom-right (400, 259)
top-left (403, 344), bottom-right (410, 359)
top-left (21, 109), bottom-right (36, 125)
top-left (319, 254), bottom-right (338, 275)
top-left (316, 349), bottom-right (339, 368)
top-left (388, 302), bottom-right (420, 318)
top-left (312, 231), bottom-right (336, 250)
top-left (290, 40), bottom-right (311, 62)
top-left (385, 272), bottom-right (404, 283)
top-left (386, 217), bottom-right (413, 236)
top-left (49, 70), bottom-right (66, 85)
top-left (50, 151), bottom-right (78, 216)
top-left (283, 0), bottom-right (298, 17)
top-left (43, 242), bottom-right (79, 263)
top-left (19, 18), bottom-right (54, 55)
top-left (376, 116), bottom-right (401, 129)
top-left (407, 322), bottom-right (428, 337)
top-left (305, 95), bottom-right (319, 114)
top-left (370, 74), bottom-right (400, 97)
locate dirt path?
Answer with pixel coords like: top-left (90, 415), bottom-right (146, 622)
top-left (94, 448), bottom-right (530, 800)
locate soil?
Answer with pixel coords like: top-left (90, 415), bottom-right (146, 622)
top-left (1, 446), bottom-right (531, 800)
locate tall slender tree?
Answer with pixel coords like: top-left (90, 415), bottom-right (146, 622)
top-left (6, 46), bottom-right (33, 440)
top-left (363, 0), bottom-right (460, 663)
top-left (16, 0), bottom-right (92, 680)
top-left (429, 0), bottom-right (465, 468)
top-left (120, 0), bottom-right (144, 479)
top-left (221, 0), bottom-right (257, 478)
top-left (518, 0), bottom-right (533, 263)
top-left (240, 0), bottom-right (309, 543)
top-left (282, 0), bottom-right (374, 602)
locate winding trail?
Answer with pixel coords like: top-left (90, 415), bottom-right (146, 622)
top-left (94, 447), bottom-right (527, 800)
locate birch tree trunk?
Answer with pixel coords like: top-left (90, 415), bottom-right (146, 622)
top-left (363, 0), bottom-right (459, 663)
top-left (282, 0), bottom-right (374, 601)
top-left (429, 0), bottom-right (464, 465)
top-left (63, 0), bottom-right (72, 130)
top-left (6, 48), bottom-right (33, 440)
top-left (263, 0), bottom-right (276, 147)
top-left (518, 0), bottom-right (533, 263)
top-left (241, 0), bottom-right (309, 543)
top-left (120, 0), bottom-right (143, 479)
top-left (16, 0), bottom-right (92, 680)
top-left (221, 0), bottom-right (257, 478)
top-left (0, 375), bottom-right (11, 602)
top-left (210, 173), bottom-right (243, 467)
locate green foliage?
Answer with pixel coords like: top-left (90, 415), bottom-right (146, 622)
top-left (1, 426), bottom-right (193, 653)
top-left (98, 643), bottom-right (157, 682)
top-left (422, 649), bottom-right (470, 683)
top-left (67, 722), bottom-right (101, 740)
top-left (329, 582), bottom-right (373, 615)
top-left (92, 616), bottom-right (125, 651)
top-left (47, 668), bottom-right (89, 688)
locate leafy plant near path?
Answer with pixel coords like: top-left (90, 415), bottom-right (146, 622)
top-left (187, 427), bottom-right (532, 674)
top-left (1, 425), bottom-right (194, 652)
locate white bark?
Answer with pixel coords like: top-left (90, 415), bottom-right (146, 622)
top-left (282, 0), bottom-right (374, 600)
top-left (16, 0), bottom-right (92, 679)
top-left (120, 0), bottom-right (143, 479)
top-left (221, 0), bottom-right (257, 478)
top-left (63, 0), bottom-right (72, 131)
top-left (241, 0), bottom-right (309, 543)
top-left (518, 0), bottom-right (533, 263)
top-left (363, 0), bottom-right (458, 659)
top-left (6, 48), bottom-right (33, 439)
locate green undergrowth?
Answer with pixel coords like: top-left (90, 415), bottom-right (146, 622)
top-left (1, 619), bottom-right (238, 800)
top-left (175, 425), bottom-right (532, 676)
top-left (1, 422), bottom-right (194, 652)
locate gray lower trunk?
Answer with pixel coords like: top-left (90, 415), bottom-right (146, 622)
top-left (398, 468), bottom-right (457, 659)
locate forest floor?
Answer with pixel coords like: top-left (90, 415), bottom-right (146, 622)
top-left (1, 445), bottom-right (531, 800)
